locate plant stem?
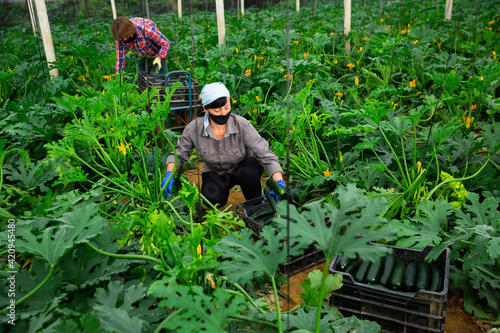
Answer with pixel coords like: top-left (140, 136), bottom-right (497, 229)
top-left (456, 257), bottom-right (500, 280)
top-left (228, 314), bottom-right (279, 329)
top-left (0, 264), bottom-right (55, 314)
top-left (86, 242), bottom-right (167, 268)
top-left (315, 258), bottom-right (331, 333)
top-left (222, 278), bottom-right (265, 314)
top-left (426, 155), bottom-right (492, 200)
top-left (153, 307), bottom-right (188, 333)
top-left (270, 276), bottom-right (283, 333)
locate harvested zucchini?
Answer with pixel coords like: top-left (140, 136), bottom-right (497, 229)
top-left (338, 256), bottom-right (351, 271)
top-left (389, 260), bottom-right (405, 290)
top-left (379, 254), bottom-right (395, 286)
top-left (365, 257), bottom-right (384, 284)
top-left (344, 260), bottom-right (362, 276)
top-left (404, 262), bottom-right (418, 291)
top-left (415, 262), bottom-right (431, 291)
top-left (429, 266), bottom-right (442, 292)
top-left (251, 207), bottom-right (275, 220)
top-left (354, 260), bottom-right (371, 283)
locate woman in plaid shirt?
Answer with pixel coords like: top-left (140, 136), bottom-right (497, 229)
top-left (111, 17), bottom-right (170, 74)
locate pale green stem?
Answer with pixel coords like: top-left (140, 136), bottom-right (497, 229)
top-left (86, 242), bottom-right (166, 267)
top-left (425, 156), bottom-right (492, 201)
top-left (400, 136), bottom-right (412, 184)
top-left (379, 126), bottom-right (409, 188)
top-left (0, 264), bottom-right (55, 314)
top-left (228, 314), bottom-right (279, 329)
top-left (270, 276), bottom-right (283, 333)
top-left (315, 258), bottom-right (332, 333)
top-left (153, 308), bottom-right (188, 333)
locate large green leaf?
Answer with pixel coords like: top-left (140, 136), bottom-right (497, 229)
top-left (93, 305), bottom-right (143, 333)
top-left (300, 270), bottom-right (343, 307)
top-left (148, 283), bottom-right (246, 332)
top-left (275, 183), bottom-right (398, 261)
top-left (0, 259), bottom-right (63, 328)
top-left (276, 306), bottom-right (380, 333)
top-left (93, 280), bottom-right (156, 333)
top-left (212, 227), bottom-right (308, 284)
top-left (390, 199), bottom-right (453, 249)
top-left (15, 203), bottom-right (107, 265)
top-left (60, 245), bottom-right (131, 292)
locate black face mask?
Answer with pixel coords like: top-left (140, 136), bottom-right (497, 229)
top-left (208, 111), bottom-right (231, 125)
top-left (123, 33), bottom-right (137, 43)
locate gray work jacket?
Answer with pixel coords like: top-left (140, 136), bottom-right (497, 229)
top-left (166, 113), bottom-right (283, 177)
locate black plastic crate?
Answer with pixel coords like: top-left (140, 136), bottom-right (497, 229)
top-left (236, 197), bottom-right (325, 276)
top-left (329, 244), bottom-right (450, 333)
top-left (138, 71), bottom-right (198, 126)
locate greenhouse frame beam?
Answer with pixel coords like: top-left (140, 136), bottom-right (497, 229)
top-left (0, 0), bottom-right (70, 3)
top-left (34, 0), bottom-right (59, 78)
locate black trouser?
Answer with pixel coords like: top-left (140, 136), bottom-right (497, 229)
top-left (201, 158), bottom-right (264, 207)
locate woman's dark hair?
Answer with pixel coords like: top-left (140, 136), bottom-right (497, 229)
top-left (111, 17), bottom-right (137, 41)
top-left (204, 96), bottom-right (228, 109)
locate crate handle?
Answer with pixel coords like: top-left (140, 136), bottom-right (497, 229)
top-left (164, 70), bottom-right (194, 128)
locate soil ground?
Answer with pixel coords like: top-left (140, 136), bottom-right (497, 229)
top-left (183, 166), bottom-right (486, 333)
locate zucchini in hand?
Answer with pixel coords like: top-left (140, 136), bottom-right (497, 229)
top-left (263, 187), bottom-right (279, 215)
top-left (266, 178), bottom-right (285, 196)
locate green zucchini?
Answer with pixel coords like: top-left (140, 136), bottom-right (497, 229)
top-left (266, 178), bottom-right (285, 196)
top-left (263, 187), bottom-right (278, 214)
top-left (428, 266), bottom-right (442, 292)
top-left (256, 214), bottom-right (276, 226)
top-left (344, 260), bottom-right (362, 276)
top-left (338, 256), bottom-right (351, 271)
top-left (365, 257), bottom-right (384, 284)
top-left (251, 207), bottom-right (275, 220)
top-left (415, 262), bottom-right (431, 291)
top-left (379, 254), bottom-right (395, 286)
top-left (354, 260), bottom-right (371, 283)
top-left (389, 260), bottom-right (405, 290)
top-left (404, 262), bottom-right (418, 291)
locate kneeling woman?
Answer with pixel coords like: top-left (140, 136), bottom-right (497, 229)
top-left (162, 82), bottom-right (284, 207)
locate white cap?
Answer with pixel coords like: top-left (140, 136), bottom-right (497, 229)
top-left (200, 82), bottom-right (230, 106)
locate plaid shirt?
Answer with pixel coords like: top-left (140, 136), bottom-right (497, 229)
top-left (115, 18), bottom-right (170, 73)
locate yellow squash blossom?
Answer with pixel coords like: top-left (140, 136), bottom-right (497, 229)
top-left (324, 169), bottom-right (332, 177)
top-left (116, 143), bottom-right (130, 156)
top-left (355, 76), bottom-right (359, 86)
top-left (206, 274), bottom-right (216, 289)
top-left (346, 63), bottom-right (354, 69)
top-left (245, 69), bottom-right (251, 76)
top-left (462, 117), bottom-right (474, 129)
top-left (409, 80), bottom-right (416, 88)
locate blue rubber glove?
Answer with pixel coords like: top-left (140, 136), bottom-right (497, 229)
top-left (161, 171), bottom-right (174, 196)
top-left (266, 179), bottom-right (285, 201)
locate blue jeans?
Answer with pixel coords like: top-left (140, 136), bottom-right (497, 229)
top-left (138, 57), bottom-right (167, 74)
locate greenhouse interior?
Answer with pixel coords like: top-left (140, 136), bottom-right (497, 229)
top-left (0, 0), bottom-right (499, 332)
